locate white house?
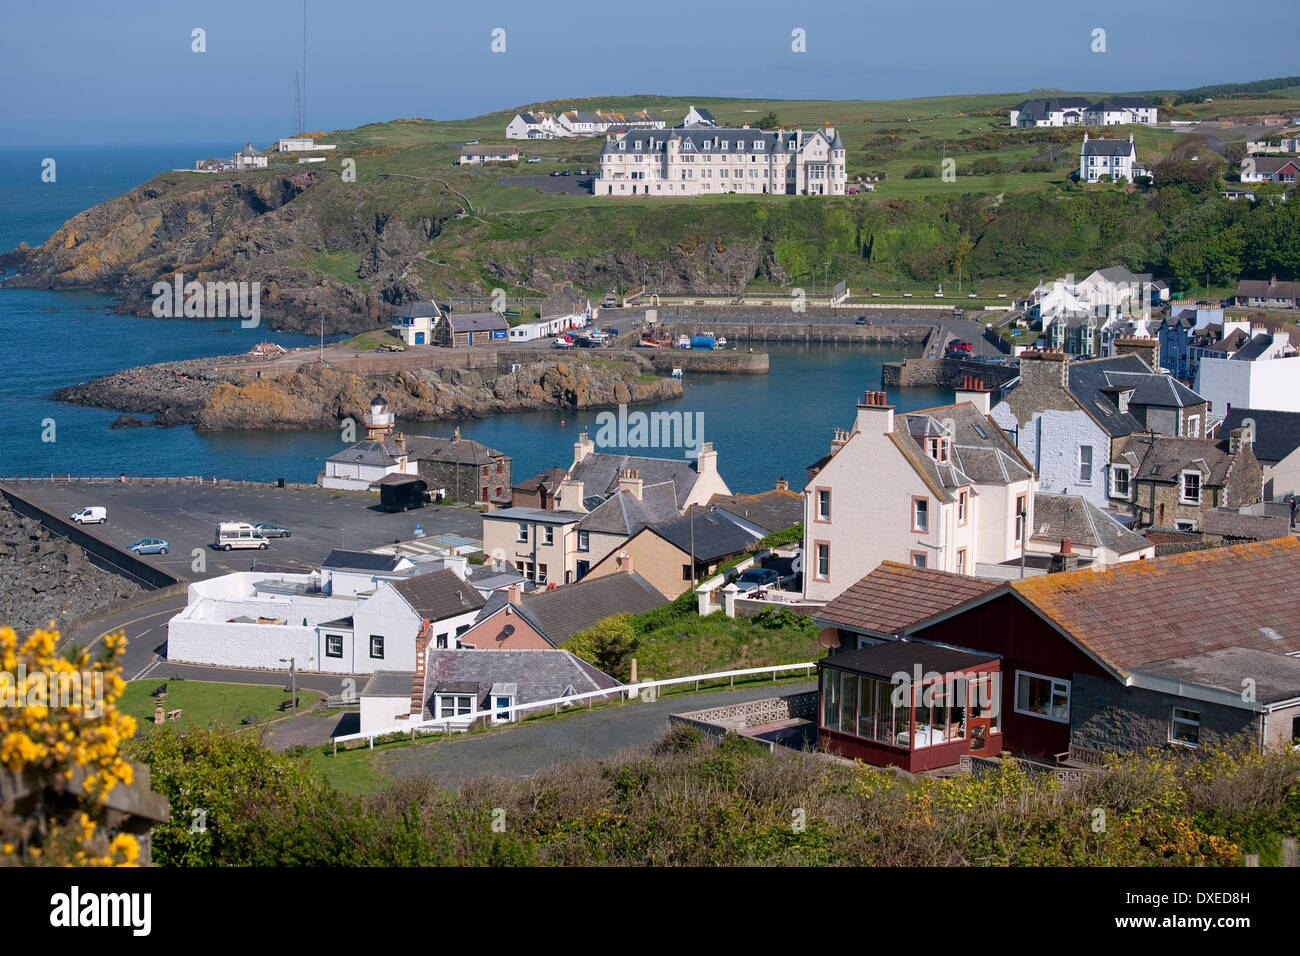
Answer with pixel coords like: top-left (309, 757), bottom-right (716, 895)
top-left (167, 562), bottom-right (485, 675)
top-left (1010, 96), bottom-right (1156, 129)
top-left (1084, 98), bottom-right (1158, 126)
top-left (391, 300), bottom-right (441, 346)
top-left (801, 383), bottom-right (1036, 602)
top-left (1079, 133), bottom-right (1138, 183)
top-left (1196, 352), bottom-right (1300, 415)
top-left (505, 112), bottom-right (567, 139)
top-left (276, 138), bottom-right (337, 152)
top-left (1240, 158), bottom-right (1299, 184)
top-left (231, 143), bottom-right (267, 169)
top-left (459, 146), bottom-right (519, 165)
top-left (321, 396), bottom-right (419, 490)
top-left (682, 105), bottom-right (719, 128)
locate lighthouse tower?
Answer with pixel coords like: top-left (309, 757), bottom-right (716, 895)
top-left (364, 395), bottom-right (395, 440)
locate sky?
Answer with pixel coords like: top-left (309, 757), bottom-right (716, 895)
top-left (1, 0), bottom-right (1297, 145)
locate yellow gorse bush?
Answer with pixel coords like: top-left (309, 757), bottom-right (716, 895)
top-left (0, 624), bottom-right (139, 866)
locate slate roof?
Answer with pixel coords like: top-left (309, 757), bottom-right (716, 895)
top-left (1009, 538), bottom-right (1300, 672)
top-left (322, 549), bottom-right (407, 572)
top-left (568, 452), bottom-right (703, 502)
top-left (648, 511), bottom-right (761, 562)
top-left (393, 301), bottom-right (441, 319)
top-left (325, 438), bottom-right (407, 466)
top-left (1231, 333), bottom-right (1278, 362)
top-left (600, 126), bottom-right (831, 156)
top-left (814, 561), bottom-right (999, 637)
top-left (1200, 508), bottom-right (1291, 542)
top-left (446, 311), bottom-right (509, 333)
top-left (513, 467), bottom-right (567, 494)
top-left (466, 562), bottom-right (526, 591)
top-left (1082, 137), bottom-right (1136, 157)
top-left (391, 568), bottom-right (485, 622)
top-left (485, 506), bottom-right (585, 524)
top-left (1013, 97), bottom-right (1092, 116)
top-left (419, 649), bottom-right (620, 720)
top-left (406, 434), bottom-right (506, 465)
top-left (1244, 158), bottom-right (1299, 176)
top-left (1137, 647), bottom-right (1300, 704)
top-left (1220, 407), bottom-right (1300, 464)
top-left (707, 488), bottom-right (804, 534)
top-left (1030, 493), bottom-right (1152, 556)
top-left (1064, 354), bottom-right (1205, 438)
top-left (577, 481), bottom-right (680, 536)
top-left (893, 402), bottom-right (1033, 501)
top-left (1236, 278), bottom-right (1300, 299)
top-left (472, 571), bottom-right (666, 647)
top-left (1090, 97), bottom-right (1154, 111)
top-left (1118, 433), bottom-right (1237, 486)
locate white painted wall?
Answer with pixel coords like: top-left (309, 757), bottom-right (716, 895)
top-left (1196, 356), bottom-right (1300, 414)
top-left (991, 404), bottom-right (1110, 508)
top-left (360, 693), bottom-right (413, 734)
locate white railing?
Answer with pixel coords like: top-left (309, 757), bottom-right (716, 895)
top-left (331, 660), bottom-right (819, 751)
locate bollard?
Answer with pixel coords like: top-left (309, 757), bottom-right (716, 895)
top-left (1244, 853), bottom-right (1259, 867)
top-left (1284, 838), bottom-right (1298, 867)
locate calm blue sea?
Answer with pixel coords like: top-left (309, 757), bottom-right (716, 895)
top-left (0, 145), bottom-right (951, 492)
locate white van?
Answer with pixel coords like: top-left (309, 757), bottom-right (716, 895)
top-left (71, 507), bottom-right (107, 525)
top-left (214, 522), bottom-right (269, 551)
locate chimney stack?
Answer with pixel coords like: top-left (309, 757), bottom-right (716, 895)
top-left (617, 468), bottom-right (644, 500)
top-left (617, 550), bottom-right (634, 574)
top-left (573, 431), bottom-right (595, 464)
top-left (1017, 348), bottom-right (1069, 390)
top-left (695, 441), bottom-right (718, 480)
top-left (1228, 426), bottom-right (1253, 456)
top-left (954, 376), bottom-right (992, 416)
top-left (410, 620), bottom-right (433, 716)
top-left (1048, 539), bottom-right (1080, 574)
top-left (855, 389), bottom-right (895, 435)
top-left (507, 583), bottom-right (522, 605)
top-left (776, 478), bottom-right (789, 491)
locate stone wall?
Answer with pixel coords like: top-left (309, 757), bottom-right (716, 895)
top-left (1070, 673), bottom-right (1256, 753)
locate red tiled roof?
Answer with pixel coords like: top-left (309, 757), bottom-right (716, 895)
top-left (1010, 538), bottom-right (1300, 672)
top-left (816, 561), bottom-right (1000, 635)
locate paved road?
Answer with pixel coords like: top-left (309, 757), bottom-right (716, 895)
top-left (373, 680), bottom-right (816, 790)
top-left (17, 481), bottom-right (481, 583)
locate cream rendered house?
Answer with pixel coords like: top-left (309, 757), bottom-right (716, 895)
top-left (802, 384), bottom-right (1037, 602)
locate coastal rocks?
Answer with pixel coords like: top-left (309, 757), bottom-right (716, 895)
top-left (0, 497), bottom-right (142, 633)
top-left (109, 415), bottom-right (152, 429)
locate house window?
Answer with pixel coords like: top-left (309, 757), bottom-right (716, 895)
top-left (1181, 470), bottom-right (1202, 505)
top-left (1078, 445), bottom-right (1093, 483)
top-left (1174, 519), bottom-right (1197, 531)
top-left (956, 548), bottom-right (966, 575)
top-left (436, 634), bottom-right (448, 649)
top-left (682, 564), bottom-right (693, 581)
top-left (543, 525), bottom-right (554, 546)
top-left (325, 634), bottom-right (343, 659)
top-left (1111, 465), bottom-right (1131, 499)
top-left (369, 635), bottom-right (384, 659)
top-left (1015, 494), bottom-right (1028, 545)
top-left (1170, 707), bottom-right (1200, 747)
top-left (437, 695), bottom-right (474, 719)
top-left (910, 551), bottom-right (927, 569)
top-left (537, 563), bottom-right (548, 584)
top-left (517, 523), bottom-right (529, 543)
top-left (816, 488), bottom-right (831, 522)
top-left (496, 460), bottom-right (504, 475)
top-left (815, 542), bottom-right (830, 580)
top-left (912, 496), bottom-right (929, 533)
top-left (577, 530), bottom-right (589, 552)
top-left (1014, 671), bottom-right (1070, 723)
top-left (957, 490), bottom-right (968, 525)
top-left (493, 695), bottom-right (514, 723)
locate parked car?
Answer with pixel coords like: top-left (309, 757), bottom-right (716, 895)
top-left (70, 507), bottom-right (107, 525)
top-left (526, 156), bottom-right (541, 164)
top-left (127, 538), bottom-right (169, 555)
top-left (855, 316), bottom-right (869, 325)
top-left (600, 325), bottom-right (619, 336)
top-left (550, 170), bottom-right (560, 177)
top-left (560, 170), bottom-right (571, 176)
top-left (734, 567), bottom-right (781, 593)
top-left (253, 522), bottom-right (292, 538)
top-left (552, 338), bottom-right (573, 349)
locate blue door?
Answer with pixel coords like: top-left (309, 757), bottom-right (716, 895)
top-left (415, 332), bottom-right (425, 344)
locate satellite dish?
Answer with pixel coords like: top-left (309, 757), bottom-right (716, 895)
top-left (503, 624), bottom-right (515, 637)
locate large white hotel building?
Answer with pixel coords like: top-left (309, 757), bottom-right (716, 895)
top-left (594, 126), bottom-right (847, 197)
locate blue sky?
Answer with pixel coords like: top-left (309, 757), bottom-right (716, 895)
top-left (2, 0), bottom-right (1296, 145)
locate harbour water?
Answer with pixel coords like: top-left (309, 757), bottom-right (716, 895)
top-left (0, 145), bottom-right (953, 492)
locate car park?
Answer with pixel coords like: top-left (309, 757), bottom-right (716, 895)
top-left (127, 538), bottom-right (169, 555)
top-left (734, 567), bottom-right (781, 593)
top-left (253, 522), bottom-right (292, 538)
top-left (70, 507), bottom-right (107, 525)
top-left (214, 522), bottom-right (269, 551)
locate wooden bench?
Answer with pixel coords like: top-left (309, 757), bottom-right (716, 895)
top-left (166, 709), bottom-right (182, 722)
top-left (277, 696), bottom-right (299, 713)
top-left (1055, 744), bottom-right (1105, 767)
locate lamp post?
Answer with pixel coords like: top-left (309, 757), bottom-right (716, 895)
top-left (279, 657), bottom-right (296, 710)
top-left (1017, 502), bottom-right (1027, 579)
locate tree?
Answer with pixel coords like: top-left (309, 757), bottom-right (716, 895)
top-left (566, 613), bottom-right (638, 681)
top-left (0, 625), bottom-right (140, 865)
top-left (755, 111), bottom-right (780, 130)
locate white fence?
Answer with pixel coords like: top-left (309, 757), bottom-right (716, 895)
top-left (331, 660), bottom-right (819, 751)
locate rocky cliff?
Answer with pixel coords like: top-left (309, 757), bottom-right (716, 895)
top-left (53, 356), bottom-right (682, 431)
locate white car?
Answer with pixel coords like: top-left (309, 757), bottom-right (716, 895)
top-left (71, 507), bottom-right (107, 525)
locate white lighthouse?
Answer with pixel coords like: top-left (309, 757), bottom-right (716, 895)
top-left (364, 394), bottom-right (395, 439)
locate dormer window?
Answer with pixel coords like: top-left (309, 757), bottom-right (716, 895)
top-left (927, 437), bottom-right (950, 463)
top-left (702, 140), bottom-right (710, 151)
top-left (721, 141), bottom-right (728, 149)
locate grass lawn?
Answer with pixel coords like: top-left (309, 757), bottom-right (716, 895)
top-left (118, 679), bottom-right (322, 735)
top-left (343, 328), bottom-right (405, 351)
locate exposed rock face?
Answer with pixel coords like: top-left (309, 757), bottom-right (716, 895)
top-left (53, 356), bottom-right (682, 431)
top-left (0, 498), bottom-right (142, 633)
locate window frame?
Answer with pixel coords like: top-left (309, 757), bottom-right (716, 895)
top-left (369, 635), bottom-right (384, 659)
top-left (957, 490), bottom-right (969, 526)
top-left (516, 522), bottom-right (529, 543)
top-left (1110, 464), bottom-right (1131, 500)
top-left (1169, 706), bottom-right (1200, 747)
top-left (815, 487), bottom-right (832, 523)
top-left (577, 530), bottom-right (590, 552)
top-left (911, 495), bottom-right (930, 533)
top-left (1013, 670), bottom-right (1071, 724)
top-left (814, 541), bottom-right (830, 581)
top-left (325, 634), bottom-right (344, 659)
top-left (1077, 444), bottom-right (1094, 484)
top-left (1180, 469), bottom-right (1202, 505)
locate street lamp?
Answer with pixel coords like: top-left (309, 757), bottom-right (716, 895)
top-left (279, 656), bottom-right (297, 711)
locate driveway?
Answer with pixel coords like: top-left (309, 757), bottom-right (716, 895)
top-left (374, 680), bottom-right (816, 790)
top-left (496, 174), bottom-right (594, 196)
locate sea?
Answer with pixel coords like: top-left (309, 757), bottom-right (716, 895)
top-left (0, 144), bottom-right (951, 493)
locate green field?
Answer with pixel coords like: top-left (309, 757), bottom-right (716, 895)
top-left (118, 678), bottom-right (321, 734)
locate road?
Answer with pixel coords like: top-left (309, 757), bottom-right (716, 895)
top-left (373, 680), bottom-right (817, 790)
